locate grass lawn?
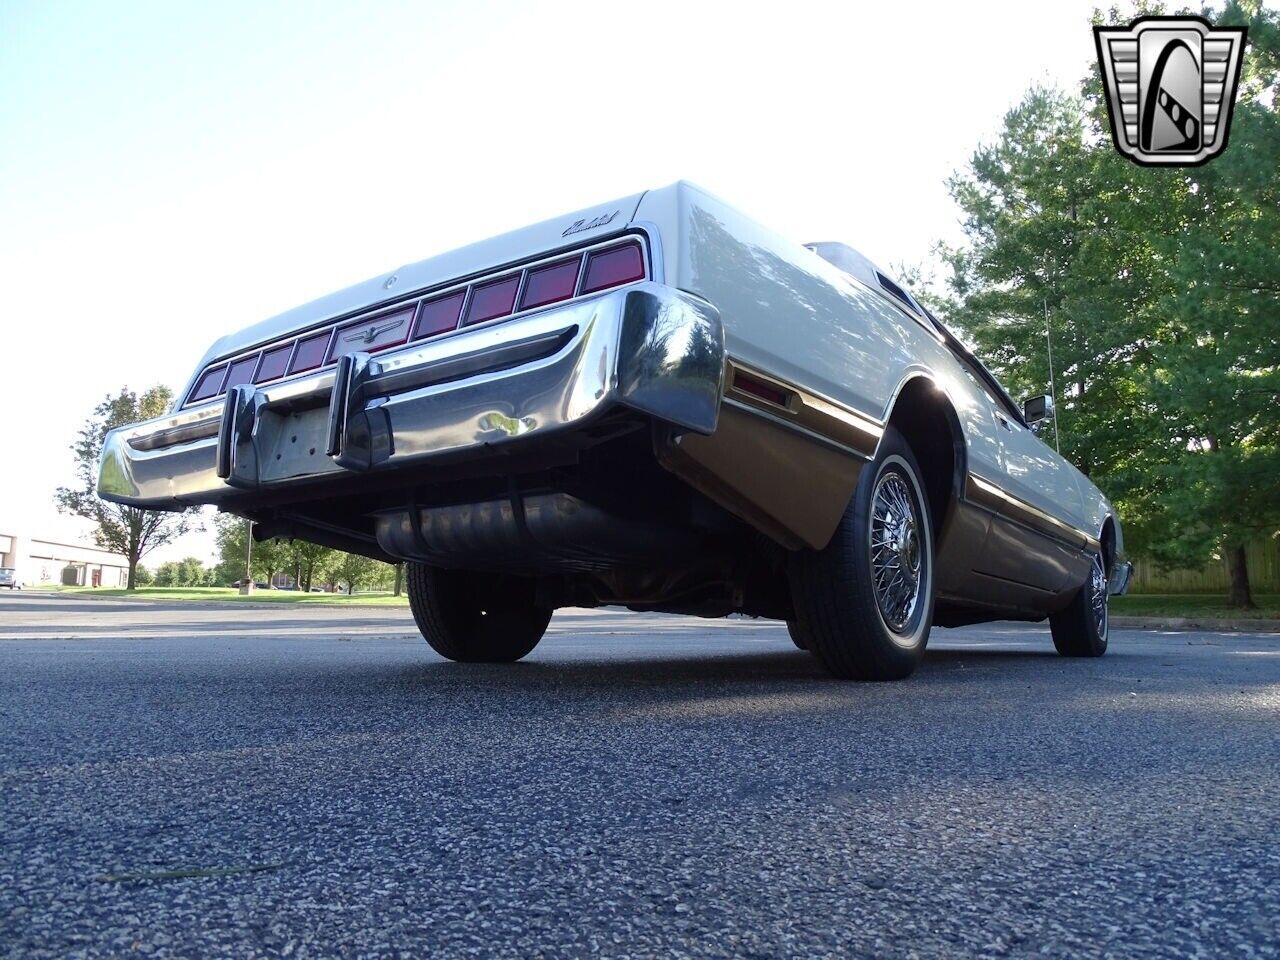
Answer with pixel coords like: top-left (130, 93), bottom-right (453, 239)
top-left (1112, 593), bottom-right (1280, 620)
top-left (35, 585), bottom-right (409, 606)
top-left (28, 586), bottom-right (1280, 619)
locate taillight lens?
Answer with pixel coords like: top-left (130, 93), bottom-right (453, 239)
top-left (519, 257), bottom-right (581, 310)
top-left (581, 243), bottom-right (645, 294)
top-left (189, 365), bottom-right (227, 403)
top-left (223, 355), bottom-right (258, 391)
top-left (463, 275), bottom-right (520, 326)
top-left (289, 331), bottom-right (331, 373)
top-left (413, 290), bottom-right (466, 340)
top-left (255, 344), bottom-right (293, 383)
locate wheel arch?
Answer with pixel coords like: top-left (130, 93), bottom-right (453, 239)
top-left (881, 373), bottom-right (967, 541)
top-left (1098, 515), bottom-right (1117, 573)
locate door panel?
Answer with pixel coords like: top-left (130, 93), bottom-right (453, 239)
top-left (993, 411), bottom-right (1086, 532)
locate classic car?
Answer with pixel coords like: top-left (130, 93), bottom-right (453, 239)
top-left (98, 182), bottom-right (1132, 680)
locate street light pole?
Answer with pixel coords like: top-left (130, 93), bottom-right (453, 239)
top-left (240, 519), bottom-right (253, 595)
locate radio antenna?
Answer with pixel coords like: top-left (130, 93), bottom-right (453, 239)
top-left (1044, 296), bottom-right (1061, 454)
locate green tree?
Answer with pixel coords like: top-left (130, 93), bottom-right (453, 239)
top-left (938, 1), bottom-right (1279, 607)
top-left (212, 514), bottom-right (290, 586)
top-left (153, 561), bottom-right (180, 586)
top-left (176, 556), bottom-right (206, 587)
top-left (134, 564), bottom-right (155, 586)
top-left (333, 552), bottom-right (390, 594)
top-left (1129, 0), bottom-right (1280, 605)
top-left (288, 539), bottom-right (338, 593)
top-left (55, 387), bottom-right (198, 590)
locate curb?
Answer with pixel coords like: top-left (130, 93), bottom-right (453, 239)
top-left (17, 590), bottom-right (408, 611)
top-left (1111, 615), bottom-right (1280, 634)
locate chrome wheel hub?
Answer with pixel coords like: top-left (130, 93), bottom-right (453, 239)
top-left (870, 472), bottom-right (924, 633)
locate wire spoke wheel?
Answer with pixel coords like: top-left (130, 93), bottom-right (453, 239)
top-left (869, 471), bottom-right (923, 634)
top-left (1090, 554), bottom-right (1109, 637)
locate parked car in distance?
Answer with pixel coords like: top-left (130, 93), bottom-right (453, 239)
top-left (0, 568), bottom-right (20, 590)
top-left (230, 579), bottom-right (271, 590)
top-left (97, 182), bottom-right (1132, 680)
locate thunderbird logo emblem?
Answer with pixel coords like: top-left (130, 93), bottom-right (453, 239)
top-left (344, 317), bottom-right (403, 345)
top-left (1095, 16), bottom-right (1247, 167)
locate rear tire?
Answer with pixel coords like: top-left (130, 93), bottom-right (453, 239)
top-left (785, 619), bottom-right (810, 650)
top-left (788, 427), bottom-right (935, 680)
top-left (406, 563), bottom-right (550, 663)
top-left (1050, 553), bottom-right (1109, 657)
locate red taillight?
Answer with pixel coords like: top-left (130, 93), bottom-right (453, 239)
top-left (413, 290), bottom-right (465, 340)
top-left (255, 344), bottom-right (293, 383)
top-left (189, 365), bottom-right (227, 403)
top-left (519, 257), bottom-right (581, 310)
top-left (463, 275), bottom-right (520, 326)
top-left (289, 331), bottom-right (331, 373)
top-left (581, 243), bottom-right (645, 294)
top-left (223, 355), bottom-right (258, 391)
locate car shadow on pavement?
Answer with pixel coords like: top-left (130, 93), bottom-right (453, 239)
top-left (361, 643), bottom-right (1072, 697)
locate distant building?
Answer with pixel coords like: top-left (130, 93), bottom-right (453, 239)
top-left (0, 533), bottom-right (129, 588)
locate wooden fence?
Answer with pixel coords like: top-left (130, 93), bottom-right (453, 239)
top-left (1129, 537), bottom-right (1280, 594)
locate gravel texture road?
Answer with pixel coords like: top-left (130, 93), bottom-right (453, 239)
top-left (1, 592), bottom-right (1277, 959)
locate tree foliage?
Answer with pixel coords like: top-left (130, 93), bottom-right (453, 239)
top-left (937, 1), bottom-right (1279, 605)
top-left (332, 552), bottom-right (390, 594)
top-left (153, 557), bottom-right (216, 587)
top-left (211, 513), bottom-right (392, 592)
top-left (213, 514), bottom-right (291, 586)
top-left (54, 387), bottom-right (197, 590)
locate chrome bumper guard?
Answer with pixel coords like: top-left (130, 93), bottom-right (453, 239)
top-left (97, 282), bottom-right (725, 510)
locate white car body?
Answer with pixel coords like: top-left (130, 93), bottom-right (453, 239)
top-left (98, 181), bottom-right (1129, 636)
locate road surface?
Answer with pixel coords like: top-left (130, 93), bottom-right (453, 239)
top-left (1, 593), bottom-right (1276, 958)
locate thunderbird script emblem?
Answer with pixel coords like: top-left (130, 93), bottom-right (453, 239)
top-left (344, 317), bottom-right (403, 345)
top-left (1095, 16), bottom-right (1247, 167)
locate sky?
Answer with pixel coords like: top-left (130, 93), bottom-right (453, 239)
top-left (0, 0), bottom-right (1112, 567)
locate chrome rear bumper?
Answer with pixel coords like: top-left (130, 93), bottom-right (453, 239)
top-left (97, 282), bottom-right (724, 510)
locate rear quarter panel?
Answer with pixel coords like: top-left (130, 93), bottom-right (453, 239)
top-left (633, 181), bottom-right (1005, 497)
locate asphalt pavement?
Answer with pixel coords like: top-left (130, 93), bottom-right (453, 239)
top-left (1, 592), bottom-right (1277, 959)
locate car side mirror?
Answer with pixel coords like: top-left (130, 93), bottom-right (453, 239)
top-left (1023, 394), bottom-right (1055, 435)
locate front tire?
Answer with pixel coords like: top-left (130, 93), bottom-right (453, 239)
top-left (1050, 553), bottom-right (1109, 657)
top-left (406, 563), bottom-right (551, 663)
top-left (788, 427), bottom-right (935, 680)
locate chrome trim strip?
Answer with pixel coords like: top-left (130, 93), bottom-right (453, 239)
top-left (365, 326), bottom-right (578, 397)
top-left (127, 418), bottom-right (221, 451)
top-left (965, 473), bottom-right (1100, 553)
